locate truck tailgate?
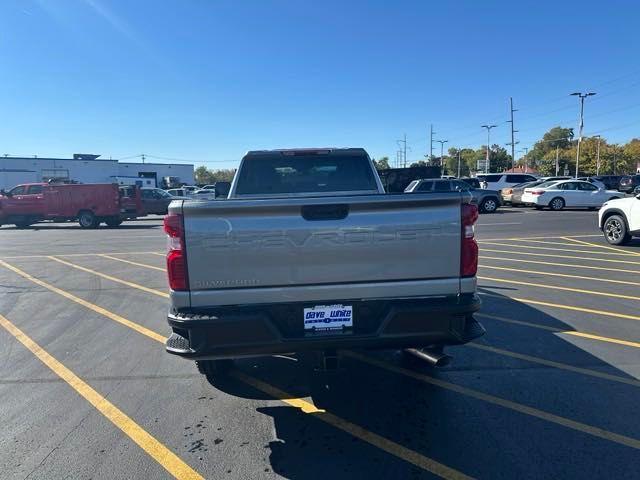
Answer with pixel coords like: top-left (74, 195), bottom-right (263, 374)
top-left (181, 193), bottom-right (464, 307)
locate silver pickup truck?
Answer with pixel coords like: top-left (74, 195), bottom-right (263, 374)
top-left (163, 148), bottom-right (483, 376)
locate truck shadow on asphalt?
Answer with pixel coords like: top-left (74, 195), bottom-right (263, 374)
top-left (204, 291), bottom-right (640, 479)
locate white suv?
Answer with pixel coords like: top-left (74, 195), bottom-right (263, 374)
top-left (598, 194), bottom-right (640, 245)
top-left (477, 173), bottom-right (538, 190)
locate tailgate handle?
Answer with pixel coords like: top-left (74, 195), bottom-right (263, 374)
top-left (301, 204), bottom-right (349, 221)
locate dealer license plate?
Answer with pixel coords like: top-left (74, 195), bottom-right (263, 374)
top-left (303, 304), bottom-right (353, 332)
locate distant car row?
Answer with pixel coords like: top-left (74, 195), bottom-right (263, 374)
top-left (477, 173), bottom-right (640, 193)
top-left (405, 178), bottom-right (502, 213)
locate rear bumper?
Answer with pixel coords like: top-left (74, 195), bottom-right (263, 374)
top-left (165, 294), bottom-right (483, 360)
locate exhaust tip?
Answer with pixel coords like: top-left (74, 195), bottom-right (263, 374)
top-left (403, 348), bottom-right (452, 368)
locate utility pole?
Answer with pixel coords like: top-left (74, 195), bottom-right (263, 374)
top-left (141, 153), bottom-right (146, 164)
top-left (457, 148), bottom-right (462, 178)
top-left (397, 135), bottom-right (408, 168)
top-left (481, 124), bottom-right (497, 174)
top-left (404, 133), bottom-right (407, 168)
top-left (436, 140), bottom-right (448, 173)
top-left (570, 91), bottom-right (596, 178)
top-left (429, 125), bottom-right (436, 165)
top-left (595, 135), bottom-right (602, 175)
top-left (555, 145), bottom-right (560, 176)
top-left (506, 97), bottom-right (518, 170)
top-left (612, 145), bottom-right (618, 175)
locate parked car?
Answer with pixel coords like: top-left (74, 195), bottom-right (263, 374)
top-left (503, 179), bottom-right (567, 206)
top-left (166, 188), bottom-right (190, 197)
top-left (578, 176), bottom-right (607, 190)
top-left (598, 193), bottom-right (640, 245)
top-left (164, 147), bottom-right (483, 377)
top-left (460, 177), bottom-right (481, 189)
top-left (141, 188), bottom-right (188, 215)
top-left (405, 178), bottom-right (501, 213)
top-left (521, 180), bottom-right (624, 210)
top-left (476, 173), bottom-right (538, 191)
top-left (200, 182), bottom-right (231, 198)
top-left (0, 183), bottom-right (142, 228)
top-left (592, 175), bottom-right (624, 190)
top-left (190, 189), bottom-right (217, 200)
top-left (618, 175), bottom-right (640, 193)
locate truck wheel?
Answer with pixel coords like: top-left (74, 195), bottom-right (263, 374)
top-left (78, 211), bottom-right (98, 228)
top-left (603, 215), bottom-right (631, 245)
top-left (196, 359), bottom-right (233, 378)
top-left (480, 197), bottom-right (498, 213)
top-left (549, 197), bottom-right (565, 211)
top-left (105, 217), bottom-right (123, 227)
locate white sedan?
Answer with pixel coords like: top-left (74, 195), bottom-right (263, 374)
top-left (521, 180), bottom-right (624, 210)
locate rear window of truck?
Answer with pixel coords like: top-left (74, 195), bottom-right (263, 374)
top-left (235, 154), bottom-right (378, 195)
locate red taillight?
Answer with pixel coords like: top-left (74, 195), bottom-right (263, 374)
top-left (164, 213), bottom-right (188, 291)
top-left (504, 188), bottom-right (513, 195)
top-left (461, 203), bottom-right (479, 277)
top-left (530, 190), bottom-right (544, 196)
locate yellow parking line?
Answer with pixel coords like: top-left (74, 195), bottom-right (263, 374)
top-left (506, 239), bottom-right (604, 247)
top-left (467, 343), bottom-right (640, 387)
top-left (0, 313), bottom-right (203, 480)
top-left (481, 241), bottom-right (638, 257)
top-left (479, 255), bottom-right (640, 275)
top-left (99, 254), bottom-right (165, 272)
top-left (48, 256), bottom-right (169, 298)
top-left (1, 261), bottom-right (468, 478)
top-left (480, 248), bottom-right (633, 265)
top-left (479, 292), bottom-right (640, 322)
top-left (0, 260), bottom-right (165, 343)
top-left (345, 351), bottom-right (640, 451)
top-left (0, 251), bottom-right (162, 260)
top-left (476, 313), bottom-right (640, 349)
top-left (563, 331), bottom-right (640, 349)
top-left (478, 234), bottom-right (603, 242)
top-left (479, 265), bottom-right (640, 287)
top-left (562, 236), bottom-right (640, 257)
top-left (233, 371), bottom-right (471, 480)
top-left (479, 275), bottom-right (640, 302)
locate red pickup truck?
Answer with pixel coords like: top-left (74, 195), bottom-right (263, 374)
top-left (0, 183), bottom-right (143, 228)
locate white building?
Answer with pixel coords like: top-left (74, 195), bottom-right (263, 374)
top-left (0, 154), bottom-right (194, 190)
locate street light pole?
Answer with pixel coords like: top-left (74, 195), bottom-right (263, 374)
top-left (436, 140), bottom-right (448, 173)
top-left (481, 124), bottom-right (497, 174)
top-left (555, 145), bottom-right (560, 176)
top-left (570, 91), bottom-right (596, 178)
top-left (457, 148), bottom-right (461, 178)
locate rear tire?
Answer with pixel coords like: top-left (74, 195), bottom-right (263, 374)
top-left (603, 215), bottom-right (631, 245)
top-left (549, 197), bottom-right (565, 211)
top-left (105, 217), bottom-right (123, 227)
top-left (196, 359), bottom-right (233, 378)
top-left (78, 210), bottom-right (98, 228)
top-left (480, 197), bottom-right (499, 213)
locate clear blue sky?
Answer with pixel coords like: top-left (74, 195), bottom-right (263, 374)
top-left (1, 0), bottom-right (639, 168)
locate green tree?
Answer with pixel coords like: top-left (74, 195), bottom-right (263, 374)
top-left (195, 165), bottom-right (214, 184)
top-left (409, 160), bottom-right (428, 168)
top-left (373, 156), bottom-right (390, 170)
top-left (194, 166), bottom-right (236, 185)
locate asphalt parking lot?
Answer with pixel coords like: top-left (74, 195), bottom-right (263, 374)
top-left (1, 207), bottom-right (639, 479)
